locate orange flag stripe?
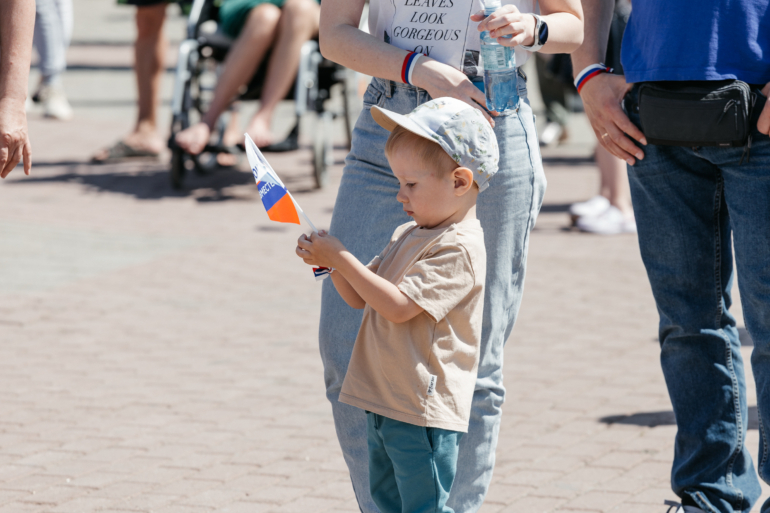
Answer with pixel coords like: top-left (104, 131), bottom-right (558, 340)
top-left (267, 193), bottom-right (301, 225)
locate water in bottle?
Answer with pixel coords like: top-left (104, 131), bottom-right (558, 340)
top-left (480, 0), bottom-right (519, 112)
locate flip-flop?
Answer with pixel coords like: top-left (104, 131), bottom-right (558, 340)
top-left (91, 140), bottom-right (161, 164)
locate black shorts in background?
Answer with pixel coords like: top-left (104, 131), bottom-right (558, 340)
top-left (118, 0), bottom-right (167, 6)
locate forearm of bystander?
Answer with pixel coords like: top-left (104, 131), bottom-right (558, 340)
top-left (0, 0), bottom-right (35, 178)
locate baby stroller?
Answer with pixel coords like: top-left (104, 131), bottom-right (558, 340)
top-left (168, 0), bottom-right (357, 189)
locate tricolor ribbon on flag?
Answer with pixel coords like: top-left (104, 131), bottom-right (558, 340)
top-left (244, 134), bottom-right (333, 281)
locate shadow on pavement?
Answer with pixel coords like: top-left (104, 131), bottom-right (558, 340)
top-left (18, 161), bottom-right (254, 201)
top-left (540, 203), bottom-right (571, 214)
top-left (19, 156), bottom-right (325, 201)
top-left (542, 155), bottom-right (594, 166)
top-left (739, 327), bottom-right (754, 346)
top-left (600, 406), bottom-right (758, 429)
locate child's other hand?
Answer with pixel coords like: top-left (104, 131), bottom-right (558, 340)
top-left (296, 233), bottom-right (319, 266)
top-left (296, 230), bottom-right (345, 268)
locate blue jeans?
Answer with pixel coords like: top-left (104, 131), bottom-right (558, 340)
top-left (626, 84), bottom-right (770, 513)
top-left (367, 413), bottom-right (462, 513)
top-left (319, 73), bottom-right (545, 512)
top-left (33, 0), bottom-right (72, 80)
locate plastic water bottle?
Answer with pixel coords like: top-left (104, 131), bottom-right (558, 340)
top-left (480, 0), bottom-right (519, 112)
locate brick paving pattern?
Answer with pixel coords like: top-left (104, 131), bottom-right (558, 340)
top-left (2, 1), bottom-right (769, 511)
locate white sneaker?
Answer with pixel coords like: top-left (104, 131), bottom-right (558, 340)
top-left (664, 500), bottom-right (706, 513)
top-left (569, 195), bottom-right (610, 224)
top-left (39, 84), bottom-right (73, 121)
top-left (576, 205), bottom-right (637, 235)
top-left (539, 121), bottom-right (565, 147)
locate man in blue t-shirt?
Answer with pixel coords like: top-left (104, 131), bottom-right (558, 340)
top-left (572, 2), bottom-right (770, 513)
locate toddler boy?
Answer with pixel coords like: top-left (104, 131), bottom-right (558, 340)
top-left (295, 97), bottom-right (499, 513)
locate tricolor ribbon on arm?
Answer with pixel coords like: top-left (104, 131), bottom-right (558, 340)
top-left (244, 134), bottom-right (333, 282)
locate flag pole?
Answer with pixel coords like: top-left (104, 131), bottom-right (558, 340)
top-left (288, 192), bottom-right (318, 233)
top-left (301, 210), bottom-right (318, 233)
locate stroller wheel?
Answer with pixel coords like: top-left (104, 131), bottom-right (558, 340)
top-left (170, 146), bottom-right (187, 190)
top-left (313, 111), bottom-right (333, 189)
top-left (313, 138), bottom-right (327, 189)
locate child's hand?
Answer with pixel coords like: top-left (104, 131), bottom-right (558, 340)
top-left (296, 233), bottom-right (319, 266)
top-left (295, 230), bottom-right (346, 268)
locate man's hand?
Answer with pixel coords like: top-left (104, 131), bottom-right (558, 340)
top-left (295, 230), bottom-right (346, 269)
top-left (579, 73), bottom-right (646, 165)
top-left (756, 83), bottom-right (770, 135)
top-left (0, 97), bottom-right (32, 178)
top-left (471, 5), bottom-right (536, 47)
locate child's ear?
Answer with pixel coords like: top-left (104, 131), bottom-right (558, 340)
top-left (453, 167), bottom-right (474, 195)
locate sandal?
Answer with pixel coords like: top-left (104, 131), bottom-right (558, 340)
top-left (91, 140), bottom-right (161, 164)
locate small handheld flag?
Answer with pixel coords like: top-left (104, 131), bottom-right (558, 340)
top-left (245, 134), bottom-right (333, 281)
top-left (245, 135), bottom-right (300, 225)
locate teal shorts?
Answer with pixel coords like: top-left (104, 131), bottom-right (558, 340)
top-left (219, 0), bottom-right (284, 38)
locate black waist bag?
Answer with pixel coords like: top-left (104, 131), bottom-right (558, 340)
top-left (637, 80), bottom-right (755, 147)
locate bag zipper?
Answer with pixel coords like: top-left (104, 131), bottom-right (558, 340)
top-left (739, 93), bottom-right (758, 165)
top-left (718, 99), bottom-right (740, 132)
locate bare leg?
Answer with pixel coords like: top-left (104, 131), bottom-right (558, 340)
top-left (175, 4), bottom-right (280, 155)
top-left (92, 3), bottom-right (166, 160)
top-left (216, 105), bottom-right (241, 166)
top-left (595, 143), bottom-right (633, 216)
top-left (245, 0), bottom-right (320, 147)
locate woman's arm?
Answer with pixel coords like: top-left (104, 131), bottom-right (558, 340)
top-left (319, 0), bottom-right (497, 123)
top-left (473, 0), bottom-right (584, 54)
top-left (0, 0), bottom-right (34, 178)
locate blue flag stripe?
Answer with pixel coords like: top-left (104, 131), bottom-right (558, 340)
top-left (257, 180), bottom-right (289, 212)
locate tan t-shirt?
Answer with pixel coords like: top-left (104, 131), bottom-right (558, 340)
top-left (339, 219), bottom-right (486, 432)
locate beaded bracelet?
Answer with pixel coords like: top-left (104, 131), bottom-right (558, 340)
top-left (574, 63), bottom-right (613, 93)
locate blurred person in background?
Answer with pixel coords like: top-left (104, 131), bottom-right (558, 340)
top-left (92, 0), bottom-right (171, 162)
top-left (173, 0), bottom-right (321, 154)
top-left (535, 52), bottom-right (573, 146)
top-left (32, 0), bottom-right (74, 120)
top-left (570, 0), bottom-right (634, 235)
top-left (0, 0), bottom-right (34, 178)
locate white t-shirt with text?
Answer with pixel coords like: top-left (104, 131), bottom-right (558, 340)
top-left (368, 0), bottom-right (536, 76)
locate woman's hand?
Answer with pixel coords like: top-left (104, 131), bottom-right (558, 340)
top-left (295, 231), bottom-right (346, 269)
top-left (471, 5), bottom-right (536, 47)
top-left (411, 58), bottom-right (498, 126)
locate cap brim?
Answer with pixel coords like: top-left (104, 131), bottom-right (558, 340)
top-left (371, 105), bottom-right (436, 145)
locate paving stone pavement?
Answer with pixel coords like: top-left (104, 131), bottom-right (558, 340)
top-left (3, 1), bottom-right (770, 511)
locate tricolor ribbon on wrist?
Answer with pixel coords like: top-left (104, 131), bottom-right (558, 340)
top-left (313, 267), bottom-right (334, 282)
top-left (574, 63), bottom-right (613, 93)
top-left (401, 51), bottom-right (422, 86)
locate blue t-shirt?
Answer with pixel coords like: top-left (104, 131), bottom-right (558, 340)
top-left (621, 0), bottom-right (770, 84)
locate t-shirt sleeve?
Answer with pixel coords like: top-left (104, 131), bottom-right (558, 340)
top-left (398, 244), bottom-right (475, 322)
top-left (366, 255), bottom-right (383, 273)
top-left (366, 222), bottom-right (415, 273)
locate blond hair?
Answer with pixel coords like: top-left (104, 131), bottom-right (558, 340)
top-left (384, 126), bottom-right (457, 173)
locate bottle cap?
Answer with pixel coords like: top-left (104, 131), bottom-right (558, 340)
top-left (484, 0), bottom-right (501, 11)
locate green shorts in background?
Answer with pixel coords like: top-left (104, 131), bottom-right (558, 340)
top-left (117, 0), bottom-right (193, 15)
top-left (218, 0), bottom-right (285, 38)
